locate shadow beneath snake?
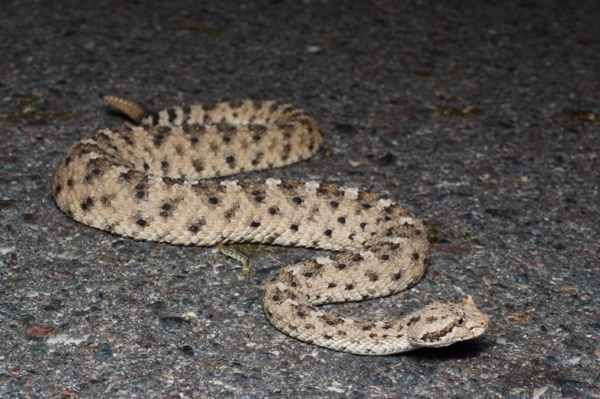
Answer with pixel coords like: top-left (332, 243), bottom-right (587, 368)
top-left (401, 337), bottom-right (492, 360)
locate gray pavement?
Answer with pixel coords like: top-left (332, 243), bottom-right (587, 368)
top-left (1, 1), bottom-right (598, 398)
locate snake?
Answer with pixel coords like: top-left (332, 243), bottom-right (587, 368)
top-left (51, 95), bottom-right (490, 355)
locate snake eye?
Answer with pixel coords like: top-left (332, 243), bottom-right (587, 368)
top-left (457, 317), bottom-right (464, 325)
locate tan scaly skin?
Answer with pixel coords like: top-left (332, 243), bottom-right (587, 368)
top-left (52, 95), bottom-right (490, 355)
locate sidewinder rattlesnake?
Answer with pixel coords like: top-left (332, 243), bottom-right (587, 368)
top-left (52, 95), bottom-right (490, 355)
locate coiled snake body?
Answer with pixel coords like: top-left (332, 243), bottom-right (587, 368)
top-left (52, 96), bottom-right (489, 355)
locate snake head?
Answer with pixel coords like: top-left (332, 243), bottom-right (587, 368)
top-left (406, 296), bottom-right (490, 348)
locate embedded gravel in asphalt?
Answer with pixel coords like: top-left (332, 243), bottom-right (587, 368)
top-left (1, 1), bottom-right (598, 398)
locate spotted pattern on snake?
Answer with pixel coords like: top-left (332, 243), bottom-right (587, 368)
top-left (52, 95), bottom-right (490, 355)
